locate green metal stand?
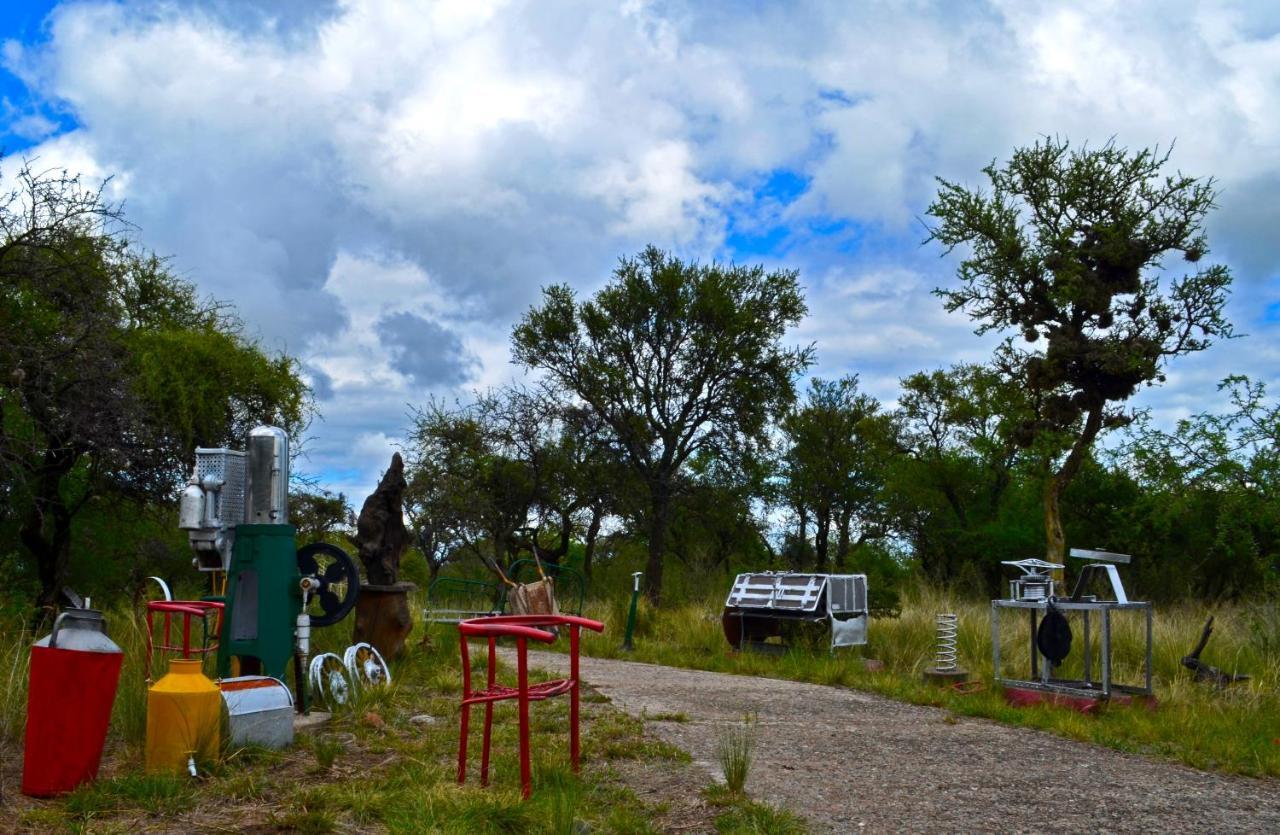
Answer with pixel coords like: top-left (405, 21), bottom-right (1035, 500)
top-left (622, 571), bottom-right (642, 652)
top-left (217, 524), bottom-right (301, 680)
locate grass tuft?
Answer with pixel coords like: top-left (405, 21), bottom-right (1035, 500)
top-left (716, 715), bottom-right (755, 794)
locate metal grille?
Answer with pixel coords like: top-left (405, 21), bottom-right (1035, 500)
top-left (828, 575), bottom-right (867, 613)
top-left (725, 573), bottom-right (826, 612)
top-left (195, 448), bottom-right (246, 525)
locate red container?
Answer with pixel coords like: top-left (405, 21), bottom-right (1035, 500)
top-left (22, 609), bottom-right (124, 797)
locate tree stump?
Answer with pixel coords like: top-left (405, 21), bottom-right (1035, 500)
top-left (353, 582), bottom-right (415, 661)
top-left (352, 453), bottom-right (413, 658)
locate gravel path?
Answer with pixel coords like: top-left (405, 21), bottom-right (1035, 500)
top-left (521, 651), bottom-right (1280, 833)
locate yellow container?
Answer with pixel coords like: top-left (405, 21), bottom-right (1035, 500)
top-left (145, 659), bottom-right (221, 774)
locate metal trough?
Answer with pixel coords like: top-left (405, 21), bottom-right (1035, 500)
top-left (220, 675), bottom-right (294, 749)
top-left (722, 572), bottom-right (869, 650)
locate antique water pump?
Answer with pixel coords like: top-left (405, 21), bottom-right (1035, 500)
top-left (178, 426), bottom-right (360, 697)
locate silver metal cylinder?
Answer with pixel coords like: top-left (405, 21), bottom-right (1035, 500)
top-left (178, 480), bottom-right (206, 530)
top-left (245, 425), bottom-right (289, 524)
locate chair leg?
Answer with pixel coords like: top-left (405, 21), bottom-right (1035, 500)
top-left (481, 702), bottom-right (494, 786)
top-left (570, 681), bottom-right (580, 771)
top-left (518, 639), bottom-right (531, 799)
top-left (457, 703), bottom-right (470, 785)
top-left (570, 625), bottom-right (581, 771)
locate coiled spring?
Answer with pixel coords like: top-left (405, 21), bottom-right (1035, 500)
top-left (934, 613), bottom-right (959, 672)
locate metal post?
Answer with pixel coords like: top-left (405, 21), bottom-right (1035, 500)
top-left (990, 601), bottom-right (1001, 685)
top-left (1082, 609), bottom-right (1091, 687)
top-left (622, 571), bottom-right (642, 652)
top-left (1029, 608), bottom-right (1039, 680)
top-left (1100, 608), bottom-right (1111, 699)
top-left (1145, 604), bottom-right (1153, 695)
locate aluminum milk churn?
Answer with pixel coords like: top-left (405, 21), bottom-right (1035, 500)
top-left (22, 609), bottom-right (124, 796)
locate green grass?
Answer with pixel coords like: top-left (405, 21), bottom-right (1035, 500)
top-left (715, 716), bottom-right (755, 794)
top-left (0, 593), bottom-right (690, 833)
top-left (570, 583), bottom-right (1280, 778)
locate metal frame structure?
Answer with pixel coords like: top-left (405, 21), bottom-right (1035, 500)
top-left (992, 548), bottom-right (1153, 700)
top-left (990, 598), bottom-right (1153, 699)
top-left (722, 571), bottom-right (868, 650)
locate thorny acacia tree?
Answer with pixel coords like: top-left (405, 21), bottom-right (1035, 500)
top-left (928, 139), bottom-right (1233, 561)
top-left (0, 162), bottom-right (309, 612)
top-left (513, 246), bottom-right (812, 603)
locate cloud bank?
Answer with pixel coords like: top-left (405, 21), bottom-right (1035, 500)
top-left (4, 0), bottom-right (1278, 499)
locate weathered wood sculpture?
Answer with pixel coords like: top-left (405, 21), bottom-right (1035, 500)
top-left (351, 453), bottom-right (414, 659)
top-left (1181, 616), bottom-right (1250, 687)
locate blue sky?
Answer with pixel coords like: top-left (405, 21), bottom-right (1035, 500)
top-left (2, 0), bottom-right (1278, 502)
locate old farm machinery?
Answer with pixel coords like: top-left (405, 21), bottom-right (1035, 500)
top-left (177, 425), bottom-right (372, 711)
top-left (722, 571), bottom-right (870, 651)
top-left (992, 549), bottom-right (1154, 707)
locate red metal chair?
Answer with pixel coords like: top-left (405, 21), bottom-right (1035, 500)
top-left (144, 600), bottom-right (224, 683)
top-left (456, 614), bottom-right (605, 799)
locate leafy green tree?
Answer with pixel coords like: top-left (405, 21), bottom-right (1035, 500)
top-left (927, 139), bottom-right (1233, 562)
top-left (1126, 376), bottom-right (1279, 596)
top-left (780, 376), bottom-right (892, 570)
top-left (0, 163), bottom-right (310, 612)
top-left (513, 246), bottom-right (812, 603)
top-left (291, 489), bottom-right (353, 545)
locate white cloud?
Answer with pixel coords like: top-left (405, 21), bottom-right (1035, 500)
top-left (6, 0), bottom-right (1278, 500)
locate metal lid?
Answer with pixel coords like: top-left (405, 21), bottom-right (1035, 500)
top-left (35, 609), bottom-right (121, 654)
top-left (219, 675), bottom-right (293, 715)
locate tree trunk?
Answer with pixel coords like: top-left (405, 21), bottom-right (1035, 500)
top-left (1043, 406), bottom-right (1104, 565)
top-left (814, 505), bottom-right (830, 570)
top-left (1043, 476), bottom-right (1066, 563)
top-left (582, 504), bottom-right (603, 581)
top-left (793, 506), bottom-right (808, 570)
top-left (644, 482), bottom-right (671, 605)
top-left (835, 508), bottom-right (852, 570)
top-left (21, 451), bottom-right (77, 617)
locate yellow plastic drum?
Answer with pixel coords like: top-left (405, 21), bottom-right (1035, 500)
top-left (145, 659), bottom-right (221, 774)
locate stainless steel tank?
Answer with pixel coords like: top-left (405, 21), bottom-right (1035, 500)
top-left (245, 425), bottom-right (289, 525)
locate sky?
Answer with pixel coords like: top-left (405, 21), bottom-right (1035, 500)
top-left (2, 0), bottom-right (1278, 503)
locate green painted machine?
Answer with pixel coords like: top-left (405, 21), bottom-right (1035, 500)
top-left (179, 426), bottom-right (359, 700)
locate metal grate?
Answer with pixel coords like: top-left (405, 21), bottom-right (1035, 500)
top-left (827, 575), bottom-right (867, 613)
top-left (726, 573), bottom-right (826, 612)
top-left (195, 448), bottom-right (246, 525)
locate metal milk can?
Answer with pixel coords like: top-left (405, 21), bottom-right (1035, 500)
top-left (22, 609), bottom-right (124, 796)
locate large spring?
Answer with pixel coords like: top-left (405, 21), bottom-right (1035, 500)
top-left (933, 613), bottom-right (959, 672)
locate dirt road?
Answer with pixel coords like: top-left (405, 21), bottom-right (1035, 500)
top-left (523, 651), bottom-right (1280, 833)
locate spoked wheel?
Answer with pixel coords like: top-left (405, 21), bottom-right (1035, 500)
top-left (296, 542), bottom-right (360, 627)
top-left (344, 642), bottom-right (392, 688)
top-left (308, 652), bottom-right (351, 708)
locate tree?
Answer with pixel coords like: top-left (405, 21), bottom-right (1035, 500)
top-left (0, 162), bottom-right (310, 612)
top-left (513, 246), bottom-right (812, 603)
top-left (291, 489), bottom-right (353, 545)
top-left (927, 139), bottom-right (1233, 562)
top-left (890, 363), bottom-right (1034, 582)
top-left (780, 376), bottom-right (892, 570)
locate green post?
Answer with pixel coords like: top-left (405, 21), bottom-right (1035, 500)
top-left (622, 571), bottom-right (642, 652)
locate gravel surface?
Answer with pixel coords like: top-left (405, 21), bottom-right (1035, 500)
top-left (520, 651), bottom-right (1280, 833)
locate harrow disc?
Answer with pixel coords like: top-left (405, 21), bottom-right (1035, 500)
top-left (308, 652), bottom-right (351, 709)
top-left (343, 642), bottom-right (391, 688)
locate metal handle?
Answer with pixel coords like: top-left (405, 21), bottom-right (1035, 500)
top-left (48, 612), bottom-right (71, 649)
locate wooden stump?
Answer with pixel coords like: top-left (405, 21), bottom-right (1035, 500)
top-left (352, 583), bottom-right (416, 661)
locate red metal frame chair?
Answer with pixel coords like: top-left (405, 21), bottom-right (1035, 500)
top-left (144, 600), bottom-right (224, 683)
top-left (456, 614), bottom-right (605, 799)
